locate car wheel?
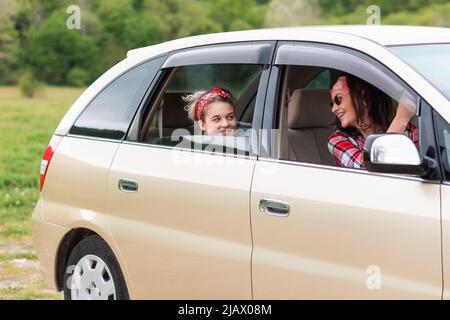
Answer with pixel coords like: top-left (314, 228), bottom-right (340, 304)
top-left (63, 235), bottom-right (129, 300)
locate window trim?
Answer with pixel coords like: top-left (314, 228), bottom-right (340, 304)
top-left (257, 156), bottom-right (441, 184)
top-left (126, 67), bottom-right (169, 142)
top-left (274, 41), bottom-right (419, 111)
top-left (137, 67), bottom-right (179, 143)
top-left (433, 110), bottom-right (450, 183)
top-left (419, 100), bottom-right (442, 181)
top-left (121, 139), bottom-right (258, 161)
top-left (162, 42), bottom-right (275, 68)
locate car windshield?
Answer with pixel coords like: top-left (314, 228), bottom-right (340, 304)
top-left (390, 44), bottom-right (450, 101)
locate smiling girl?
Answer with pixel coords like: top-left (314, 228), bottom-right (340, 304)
top-left (184, 87), bottom-right (238, 136)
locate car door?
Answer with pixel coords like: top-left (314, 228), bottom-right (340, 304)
top-left (107, 42), bottom-right (275, 299)
top-left (250, 42), bottom-right (443, 299)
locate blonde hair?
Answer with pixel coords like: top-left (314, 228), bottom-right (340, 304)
top-left (183, 88), bottom-right (237, 121)
top-left (183, 90), bottom-right (207, 121)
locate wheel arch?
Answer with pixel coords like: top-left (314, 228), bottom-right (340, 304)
top-left (55, 228), bottom-right (97, 291)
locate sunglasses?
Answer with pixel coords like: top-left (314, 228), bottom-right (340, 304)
top-left (330, 94), bottom-right (343, 107)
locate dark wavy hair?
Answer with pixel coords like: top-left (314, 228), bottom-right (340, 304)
top-left (334, 73), bottom-right (395, 136)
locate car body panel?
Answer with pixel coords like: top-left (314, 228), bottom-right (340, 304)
top-left (31, 197), bottom-right (70, 290)
top-left (107, 143), bottom-right (255, 299)
top-left (441, 185), bottom-right (450, 299)
top-left (42, 136), bottom-right (119, 226)
top-left (38, 136), bottom-right (135, 294)
top-left (251, 160), bottom-right (442, 299)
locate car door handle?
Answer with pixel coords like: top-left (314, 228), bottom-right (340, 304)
top-left (118, 178), bottom-right (139, 193)
top-left (259, 199), bottom-right (290, 217)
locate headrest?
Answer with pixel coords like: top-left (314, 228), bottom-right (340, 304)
top-left (161, 92), bottom-right (193, 128)
top-left (288, 88), bottom-right (335, 129)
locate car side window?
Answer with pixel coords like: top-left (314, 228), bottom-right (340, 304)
top-left (70, 57), bottom-right (164, 140)
top-left (139, 64), bottom-right (263, 156)
top-left (435, 115), bottom-right (450, 181)
top-left (276, 66), bottom-right (419, 169)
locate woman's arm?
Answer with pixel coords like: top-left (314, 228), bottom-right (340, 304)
top-left (328, 132), bottom-right (365, 169)
top-left (387, 93), bottom-right (417, 134)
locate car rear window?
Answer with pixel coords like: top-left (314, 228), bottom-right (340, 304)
top-left (70, 56), bottom-right (165, 140)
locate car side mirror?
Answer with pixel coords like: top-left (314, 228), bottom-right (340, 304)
top-left (363, 134), bottom-right (431, 176)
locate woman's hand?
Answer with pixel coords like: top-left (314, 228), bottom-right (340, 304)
top-left (387, 92), bottom-right (417, 134)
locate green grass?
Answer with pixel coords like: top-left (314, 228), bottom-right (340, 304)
top-left (0, 86), bottom-right (83, 229)
top-left (0, 251), bottom-right (37, 262)
top-left (0, 86), bottom-right (82, 300)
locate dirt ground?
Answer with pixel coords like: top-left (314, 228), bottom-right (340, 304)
top-left (0, 235), bottom-right (62, 300)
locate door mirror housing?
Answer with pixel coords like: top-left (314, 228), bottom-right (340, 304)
top-left (364, 134), bottom-right (431, 176)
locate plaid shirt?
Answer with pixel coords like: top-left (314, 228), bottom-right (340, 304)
top-left (328, 122), bottom-right (419, 169)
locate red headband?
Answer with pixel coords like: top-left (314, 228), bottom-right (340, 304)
top-left (195, 87), bottom-right (230, 121)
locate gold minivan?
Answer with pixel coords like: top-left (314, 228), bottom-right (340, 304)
top-left (33, 26), bottom-right (450, 300)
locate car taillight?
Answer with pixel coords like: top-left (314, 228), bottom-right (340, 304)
top-left (40, 135), bottom-right (63, 192)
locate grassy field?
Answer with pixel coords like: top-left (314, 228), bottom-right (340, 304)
top-left (0, 86), bottom-right (84, 299)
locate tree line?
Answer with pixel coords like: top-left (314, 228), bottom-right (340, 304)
top-left (0, 0), bottom-right (448, 87)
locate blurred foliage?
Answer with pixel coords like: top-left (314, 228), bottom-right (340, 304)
top-left (67, 67), bottom-right (90, 87)
top-left (17, 71), bottom-right (45, 98)
top-left (0, 0), bottom-right (448, 86)
top-left (265, 0), bottom-right (322, 27)
top-left (0, 0), bottom-right (20, 84)
top-left (20, 9), bottom-right (101, 85)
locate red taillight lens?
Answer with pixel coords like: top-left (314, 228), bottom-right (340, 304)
top-left (40, 135), bottom-right (63, 192)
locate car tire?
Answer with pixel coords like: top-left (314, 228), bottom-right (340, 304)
top-left (63, 235), bottom-right (129, 300)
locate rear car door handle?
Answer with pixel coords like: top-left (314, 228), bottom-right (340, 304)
top-left (259, 199), bottom-right (290, 217)
top-left (118, 178), bottom-right (139, 193)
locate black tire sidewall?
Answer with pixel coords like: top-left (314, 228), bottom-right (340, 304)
top-left (63, 235), bottom-right (129, 300)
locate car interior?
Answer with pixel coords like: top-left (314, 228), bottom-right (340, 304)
top-left (277, 66), bottom-right (337, 166)
top-left (139, 68), bottom-right (260, 153)
top-left (277, 65), bottom-right (418, 167)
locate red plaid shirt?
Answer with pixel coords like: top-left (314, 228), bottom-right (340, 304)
top-left (328, 122), bottom-right (419, 169)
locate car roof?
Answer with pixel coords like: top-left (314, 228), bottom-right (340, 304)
top-left (299, 25), bottom-right (450, 45)
top-left (127, 25), bottom-right (450, 60)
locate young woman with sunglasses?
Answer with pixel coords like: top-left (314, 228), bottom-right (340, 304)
top-left (327, 74), bottom-right (418, 169)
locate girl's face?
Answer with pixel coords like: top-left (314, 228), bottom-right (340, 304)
top-left (331, 91), bottom-right (358, 129)
top-left (200, 101), bottom-right (237, 136)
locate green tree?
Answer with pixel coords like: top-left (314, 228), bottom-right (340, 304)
top-left (314, 0), bottom-right (450, 25)
top-left (142, 0), bottom-right (205, 39)
top-left (316, 0), bottom-right (449, 19)
top-left (96, 0), bottom-right (135, 37)
top-left (0, 0), bottom-right (20, 84)
top-left (383, 3), bottom-right (450, 27)
top-left (21, 10), bottom-right (100, 85)
top-left (96, 0), bottom-right (161, 68)
top-left (205, 0), bottom-right (267, 31)
top-left (264, 0), bottom-right (321, 27)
